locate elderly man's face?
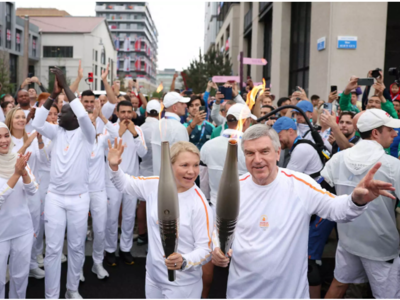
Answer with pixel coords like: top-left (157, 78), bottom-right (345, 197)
top-left (243, 135), bottom-right (280, 185)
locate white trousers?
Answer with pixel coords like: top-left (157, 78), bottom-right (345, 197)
top-left (28, 191), bottom-right (41, 270)
top-left (36, 170), bottom-right (50, 258)
top-left (145, 274), bottom-right (203, 299)
top-left (0, 233), bottom-right (34, 299)
top-left (44, 192), bottom-right (90, 299)
top-left (89, 190), bottom-right (108, 264)
top-left (105, 186), bottom-right (137, 253)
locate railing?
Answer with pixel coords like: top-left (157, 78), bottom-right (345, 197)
top-left (244, 9), bottom-right (252, 32)
top-left (259, 2), bottom-right (271, 14)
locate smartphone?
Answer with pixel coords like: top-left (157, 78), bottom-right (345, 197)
top-left (184, 90), bottom-right (192, 96)
top-left (330, 85), bottom-right (337, 93)
top-left (199, 106), bottom-right (206, 113)
top-left (323, 103), bottom-right (332, 113)
top-left (357, 78), bottom-right (374, 86)
top-left (208, 77), bottom-right (212, 82)
top-left (219, 86), bottom-right (233, 100)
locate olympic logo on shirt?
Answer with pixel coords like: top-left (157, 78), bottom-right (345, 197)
top-left (259, 215), bottom-right (269, 230)
top-left (64, 145), bottom-right (69, 152)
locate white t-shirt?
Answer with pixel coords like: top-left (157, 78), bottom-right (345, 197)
top-left (0, 107), bottom-right (4, 122)
top-left (32, 100), bottom-right (95, 195)
top-left (89, 121), bottom-right (118, 192)
top-left (22, 109), bottom-right (34, 134)
top-left (200, 129), bottom-right (247, 206)
top-left (96, 101), bottom-right (116, 134)
top-left (287, 142), bottom-right (323, 176)
top-left (218, 169), bottom-right (366, 299)
top-left (139, 117), bottom-right (159, 177)
top-left (110, 166), bottom-right (213, 286)
top-left (321, 140), bottom-right (400, 261)
top-left (0, 164), bottom-right (38, 242)
top-left (151, 112), bottom-right (189, 176)
top-left (37, 135), bottom-right (53, 173)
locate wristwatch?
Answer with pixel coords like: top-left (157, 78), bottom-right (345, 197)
top-left (181, 257), bottom-right (187, 270)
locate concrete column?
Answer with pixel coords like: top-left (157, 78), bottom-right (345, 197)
top-left (251, 2), bottom-right (264, 82)
top-left (270, 2), bottom-right (291, 100)
top-left (22, 16), bottom-right (29, 79)
top-left (309, 2), bottom-right (387, 100)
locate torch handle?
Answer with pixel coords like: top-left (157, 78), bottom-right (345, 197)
top-left (168, 270), bottom-right (176, 282)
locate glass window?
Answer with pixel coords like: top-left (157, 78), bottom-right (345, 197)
top-left (95, 65), bottom-right (98, 76)
top-left (15, 29), bottom-right (22, 52)
top-left (9, 54), bottom-right (17, 91)
top-left (288, 2), bottom-right (311, 94)
top-left (43, 46), bottom-right (73, 58)
top-left (32, 36), bottom-right (37, 57)
top-left (6, 2), bottom-right (12, 49)
top-left (101, 49), bottom-right (106, 65)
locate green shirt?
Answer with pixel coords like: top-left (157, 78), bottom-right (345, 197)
top-left (339, 93), bottom-right (360, 113)
top-left (211, 122), bottom-right (228, 139)
top-left (183, 120), bottom-right (215, 150)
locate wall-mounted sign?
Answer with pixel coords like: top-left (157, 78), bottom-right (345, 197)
top-left (338, 36), bottom-right (357, 49)
top-left (317, 37), bottom-right (326, 51)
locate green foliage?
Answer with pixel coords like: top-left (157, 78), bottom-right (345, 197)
top-left (182, 48), bottom-right (232, 94)
top-left (0, 52), bottom-right (13, 96)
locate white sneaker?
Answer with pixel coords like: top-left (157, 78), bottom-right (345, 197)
top-left (61, 253), bottom-right (67, 263)
top-left (37, 254), bottom-right (44, 268)
top-left (92, 263), bottom-right (109, 280)
top-left (29, 267), bottom-right (45, 279)
top-left (80, 269), bottom-right (85, 282)
top-left (65, 290), bottom-right (82, 299)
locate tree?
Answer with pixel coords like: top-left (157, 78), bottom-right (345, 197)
top-left (181, 48), bottom-right (232, 94)
top-left (0, 52), bottom-right (13, 95)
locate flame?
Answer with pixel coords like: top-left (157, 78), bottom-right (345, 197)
top-left (246, 78), bottom-right (266, 111)
top-left (158, 102), bottom-right (165, 139)
top-left (156, 82), bottom-right (163, 93)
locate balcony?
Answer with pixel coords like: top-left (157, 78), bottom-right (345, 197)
top-left (244, 9), bottom-right (252, 33)
top-left (96, 4), bottom-right (146, 12)
top-left (259, 2), bottom-right (272, 18)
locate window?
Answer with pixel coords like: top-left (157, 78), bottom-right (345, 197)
top-left (15, 29), bottom-right (22, 52)
top-left (262, 10), bottom-right (272, 85)
top-left (101, 49), bottom-right (106, 65)
top-left (9, 54), bottom-right (17, 91)
top-left (95, 79), bottom-right (98, 90)
top-left (126, 23), bottom-right (130, 29)
top-left (289, 2), bottom-right (311, 94)
top-left (43, 46), bottom-right (73, 58)
top-left (95, 50), bottom-right (98, 61)
top-left (6, 2), bottom-right (12, 49)
top-left (32, 36), bottom-right (37, 57)
top-left (95, 65), bottom-right (98, 76)
top-left (0, 25), bottom-right (2, 47)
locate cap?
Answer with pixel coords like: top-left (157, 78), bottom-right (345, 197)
top-left (294, 100), bottom-right (313, 113)
top-left (272, 117), bottom-right (297, 133)
top-left (146, 100), bottom-right (161, 113)
top-left (163, 92), bottom-right (190, 108)
top-left (226, 103), bottom-right (257, 121)
top-left (357, 108), bottom-right (400, 132)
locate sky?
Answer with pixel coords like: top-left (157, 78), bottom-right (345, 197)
top-left (15, 0), bottom-right (205, 71)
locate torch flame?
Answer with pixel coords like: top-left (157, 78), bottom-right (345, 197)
top-left (246, 78), bottom-right (266, 111)
top-left (156, 82), bottom-right (163, 93)
top-left (159, 102), bottom-right (165, 139)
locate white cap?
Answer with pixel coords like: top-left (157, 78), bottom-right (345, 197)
top-left (357, 108), bottom-right (400, 132)
top-left (146, 100), bottom-right (161, 113)
top-left (226, 103), bottom-right (257, 121)
top-left (163, 92), bottom-right (190, 108)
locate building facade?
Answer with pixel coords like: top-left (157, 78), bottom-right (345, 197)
top-left (0, 2), bottom-right (41, 94)
top-left (207, 2), bottom-right (400, 101)
top-left (30, 17), bottom-right (117, 93)
top-left (156, 69), bottom-right (182, 92)
top-left (204, 2), bottom-right (219, 53)
top-left (95, 2), bottom-right (158, 94)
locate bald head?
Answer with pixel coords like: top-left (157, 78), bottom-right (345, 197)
top-left (353, 111), bottom-right (366, 131)
top-left (99, 94), bottom-right (108, 107)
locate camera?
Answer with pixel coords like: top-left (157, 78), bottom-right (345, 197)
top-left (388, 67), bottom-right (400, 85)
top-left (371, 68), bottom-right (382, 78)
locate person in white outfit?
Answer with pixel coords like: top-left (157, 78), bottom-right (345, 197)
top-left (83, 97), bottom-right (118, 280)
top-left (151, 92), bottom-right (189, 176)
top-left (32, 68), bottom-right (95, 299)
top-left (211, 124), bottom-right (396, 299)
top-left (104, 100), bottom-right (147, 266)
top-left (108, 139), bottom-right (213, 299)
top-left (0, 122), bottom-right (38, 299)
top-left (322, 109), bottom-right (400, 299)
top-left (5, 107), bottom-right (47, 280)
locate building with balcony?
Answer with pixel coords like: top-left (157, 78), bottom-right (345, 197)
top-left (204, 2), bottom-right (219, 53)
top-left (29, 16), bottom-right (117, 93)
top-left (0, 2), bottom-right (41, 94)
top-left (206, 2), bottom-right (400, 102)
top-left (95, 2), bottom-right (158, 93)
top-left (156, 69), bottom-right (182, 92)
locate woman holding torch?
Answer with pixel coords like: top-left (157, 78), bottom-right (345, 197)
top-left (108, 139), bottom-right (213, 299)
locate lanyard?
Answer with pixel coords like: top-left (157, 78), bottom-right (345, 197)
top-left (337, 135), bottom-right (356, 152)
top-left (165, 115), bottom-right (180, 122)
top-left (290, 136), bottom-right (301, 153)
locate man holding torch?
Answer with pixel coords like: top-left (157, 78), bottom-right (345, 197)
top-left (211, 124), bottom-right (397, 299)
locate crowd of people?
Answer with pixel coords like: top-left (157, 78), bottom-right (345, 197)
top-left (0, 64), bottom-right (399, 299)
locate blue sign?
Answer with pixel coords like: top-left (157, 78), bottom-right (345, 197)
top-left (317, 37), bottom-right (326, 51)
top-left (338, 36), bottom-right (357, 49)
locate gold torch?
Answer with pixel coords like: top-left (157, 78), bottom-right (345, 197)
top-left (158, 141), bottom-right (180, 281)
top-left (216, 139), bottom-right (240, 256)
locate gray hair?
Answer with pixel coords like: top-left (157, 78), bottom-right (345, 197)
top-left (241, 124), bottom-right (281, 151)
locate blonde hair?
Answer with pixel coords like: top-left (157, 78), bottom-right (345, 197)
top-left (170, 141), bottom-right (200, 164)
top-left (5, 107), bottom-right (28, 143)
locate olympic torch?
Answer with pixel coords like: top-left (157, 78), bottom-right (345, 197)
top-left (216, 139), bottom-right (240, 256)
top-left (158, 141), bottom-right (179, 281)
